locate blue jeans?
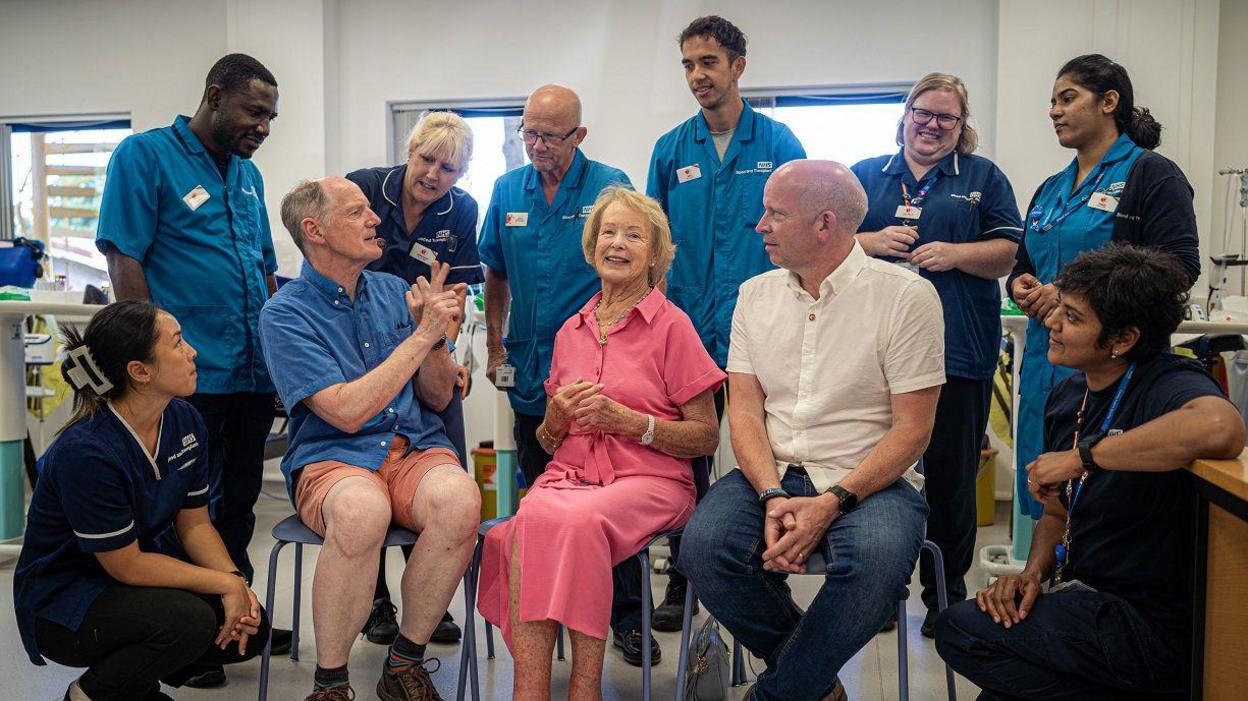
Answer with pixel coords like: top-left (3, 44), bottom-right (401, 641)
top-left (935, 591), bottom-right (1187, 700)
top-left (680, 468), bottom-right (927, 701)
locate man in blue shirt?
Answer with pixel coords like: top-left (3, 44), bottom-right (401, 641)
top-left (645, 14), bottom-right (806, 632)
top-left (95, 53), bottom-right (290, 681)
top-left (478, 83), bottom-right (650, 664)
top-left (260, 177), bottom-right (480, 701)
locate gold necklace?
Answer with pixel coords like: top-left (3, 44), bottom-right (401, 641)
top-left (593, 287), bottom-right (652, 345)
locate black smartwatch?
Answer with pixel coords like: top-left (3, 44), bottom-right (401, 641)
top-left (1077, 432), bottom-right (1105, 472)
top-left (826, 484), bottom-right (859, 513)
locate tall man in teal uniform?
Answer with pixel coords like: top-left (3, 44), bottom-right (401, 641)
top-left (95, 53), bottom-right (290, 684)
top-left (645, 15), bottom-right (806, 630)
top-left (479, 84), bottom-right (664, 666)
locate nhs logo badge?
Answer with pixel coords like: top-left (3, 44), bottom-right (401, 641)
top-left (1106, 181), bottom-right (1126, 197)
top-left (756, 161), bottom-right (774, 171)
top-left (182, 433), bottom-right (196, 448)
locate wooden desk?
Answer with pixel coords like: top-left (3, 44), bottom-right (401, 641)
top-left (1188, 452), bottom-right (1248, 700)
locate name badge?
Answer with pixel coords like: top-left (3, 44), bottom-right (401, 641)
top-left (676, 164), bottom-right (702, 183)
top-left (505, 212), bottom-right (529, 227)
top-left (1087, 193), bottom-right (1118, 212)
top-left (495, 363), bottom-right (516, 388)
top-left (895, 204), bottom-right (922, 220)
top-left (409, 243), bottom-right (437, 265)
top-left (182, 185), bottom-right (211, 211)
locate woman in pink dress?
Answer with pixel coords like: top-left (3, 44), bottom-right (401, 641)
top-left (477, 186), bottom-right (725, 700)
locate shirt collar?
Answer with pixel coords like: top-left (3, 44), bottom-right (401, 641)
top-left (172, 115), bottom-right (208, 156)
top-left (571, 286), bottom-right (665, 328)
top-left (785, 240), bottom-right (868, 300)
top-left (881, 149), bottom-right (960, 178)
top-left (1102, 132), bottom-right (1139, 165)
top-left (523, 148), bottom-right (589, 193)
top-left (301, 262), bottom-right (357, 303)
top-left (693, 98), bottom-right (755, 143)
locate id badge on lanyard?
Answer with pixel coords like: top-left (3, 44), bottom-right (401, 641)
top-left (1033, 169), bottom-right (1109, 234)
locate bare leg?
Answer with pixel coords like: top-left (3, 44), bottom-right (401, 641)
top-left (314, 477), bottom-right (392, 666)
top-left (509, 530), bottom-right (558, 701)
top-left (401, 464), bottom-right (481, 643)
top-left (567, 629), bottom-right (606, 701)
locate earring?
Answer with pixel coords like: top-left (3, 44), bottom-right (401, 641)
top-left (1111, 351), bottom-right (1119, 359)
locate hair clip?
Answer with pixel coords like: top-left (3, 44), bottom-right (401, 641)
top-left (64, 345), bottom-right (114, 395)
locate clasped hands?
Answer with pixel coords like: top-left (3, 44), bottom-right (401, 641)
top-left (547, 378), bottom-right (637, 436)
top-left (858, 226), bottom-right (961, 272)
top-left (761, 494), bottom-right (840, 574)
top-left (218, 576), bottom-right (262, 655)
top-left (1011, 273), bottom-right (1059, 321)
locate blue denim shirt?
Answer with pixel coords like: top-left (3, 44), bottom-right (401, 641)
top-left (259, 265), bottom-right (454, 499)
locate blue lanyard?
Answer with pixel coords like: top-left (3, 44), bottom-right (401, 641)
top-left (901, 171), bottom-right (940, 208)
top-left (1055, 362), bottom-right (1135, 580)
top-left (1031, 168), bottom-right (1109, 233)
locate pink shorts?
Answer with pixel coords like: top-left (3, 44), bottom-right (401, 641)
top-left (293, 435), bottom-right (460, 536)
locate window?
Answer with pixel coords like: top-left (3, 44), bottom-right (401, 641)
top-left (746, 84), bottom-right (910, 167)
top-left (2, 117), bottom-right (132, 289)
top-left (390, 100), bottom-right (528, 229)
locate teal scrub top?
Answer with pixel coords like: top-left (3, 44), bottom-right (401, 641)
top-left (646, 100), bottom-right (806, 366)
top-left (478, 149), bottom-right (632, 416)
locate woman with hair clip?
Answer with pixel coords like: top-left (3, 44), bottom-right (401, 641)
top-left (936, 244), bottom-right (1244, 700)
top-left (13, 301), bottom-right (270, 701)
top-left (1007, 54), bottom-right (1200, 522)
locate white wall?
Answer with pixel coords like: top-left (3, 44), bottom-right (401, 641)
top-left (1211, 0), bottom-right (1248, 288)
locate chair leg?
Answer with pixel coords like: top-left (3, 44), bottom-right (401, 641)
top-left (258, 539), bottom-right (289, 701)
top-left (897, 598), bottom-right (909, 701)
top-left (291, 542), bottom-right (303, 661)
top-left (673, 580), bottom-right (696, 701)
top-left (923, 540), bottom-right (957, 701)
top-left (732, 639), bottom-right (746, 686)
top-left (638, 548), bottom-right (652, 701)
top-left (556, 625), bottom-right (565, 661)
top-left (457, 538), bottom-right (484, 701)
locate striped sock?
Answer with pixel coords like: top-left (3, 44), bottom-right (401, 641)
top-left (313, 664), bottom-right (349, 691)
top-left (386, 633), bottom-right (426, 673)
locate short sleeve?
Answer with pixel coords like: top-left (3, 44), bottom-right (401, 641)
top-left (883, 279), bottom-right (946, 394)
top-left (662, 311), bottom-right (727, 406)
top-left (259, 301), bottom-right (348, 408)
top-left (182, 409), bottom-right (212, 509)
top-left (1150, 366), bottom-right (1225, 418)
top-left (95, 136), bottom-right (160, 262)
top-left (977, 164), bottom-right (1023, 242)
top-left (776, 126), bottom-right (807, 165)
top-left (478, 180), bottom-right (506, 274)
top-left (645, 144), bottom-right (669, 211)
top-left (256, 172), bottom-right (278, 275)
top-left (725, 286), bottom-right (756, 375)
top-left (57, 448), bottom-right (137, 552)
top-left (1136, 169), bottom-right (1200, 285)
top-left (446, 194), bottom-right (484, 285)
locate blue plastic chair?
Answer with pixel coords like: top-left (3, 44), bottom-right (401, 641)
top-left (456, 517), bottom-right (696, 701)
top-left (256, 514), bottom-right (443, 701)
top-left (728, 539), bottom-right (956, 701)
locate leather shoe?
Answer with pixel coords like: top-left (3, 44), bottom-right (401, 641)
top-left (921, 608), bottom-right (939, 639)
top-left (652, 578), bottom-right (698, 632)
top-left (429, 610), bottom-right (461, 644)
top-left (270, 627), bottom-right (293, 655)
top-left (612, 627), bottom-right (661, 667)
top-left (182, 664), bottom-right (226, 688)
top-left (362, 598), bottom-right (399, 645)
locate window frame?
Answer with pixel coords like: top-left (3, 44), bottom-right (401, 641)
top-left (387, 97), bottom-right (526, 166)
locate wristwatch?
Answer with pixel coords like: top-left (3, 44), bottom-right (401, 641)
top-left (826, 484), bottom-right (859, 513)
top-left (639, 414), bottom-right (656, 446)
top-left (1077, 432), bottom-right (1105, 472)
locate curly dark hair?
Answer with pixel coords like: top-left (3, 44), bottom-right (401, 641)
top-left (203, 53), bottom-right (277, 99)
top-left (1054, 243), bottom-right (1189, 361)
top-left (678, 15), bottom-right (747, 62)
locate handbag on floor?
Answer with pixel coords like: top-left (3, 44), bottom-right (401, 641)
top-left (683, 615), bottom-right (731, 700)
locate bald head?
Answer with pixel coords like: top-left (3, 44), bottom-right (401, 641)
top-left (769, 160), bottom-right (868, 235)
top-left (525, 84), bottom-right (582, 126)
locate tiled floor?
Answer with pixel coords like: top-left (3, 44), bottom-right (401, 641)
top-left (1, 468), bottom-right (1005, 700)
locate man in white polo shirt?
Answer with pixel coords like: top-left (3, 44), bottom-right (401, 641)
top-left (680, 160), bottom-right (945, 701)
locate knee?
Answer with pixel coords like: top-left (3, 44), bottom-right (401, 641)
top-left (166, 591), bottom-right (218, 653)
top-left (677, 508), bottom-right (728, 578)
top-left (933, 599), bottom-right (984, 665)
top-left (424, 471), bottom-right (481, 541)
top-left (324, 486), bottom-right (391, 556)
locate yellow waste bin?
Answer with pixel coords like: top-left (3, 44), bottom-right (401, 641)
top-left (977, 447), bottom-right (998, 527)
top-left (473, 447), bottom-right (498, 522)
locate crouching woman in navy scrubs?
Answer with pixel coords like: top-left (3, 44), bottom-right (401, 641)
top-left (935, 245), bottom-right (1243, 700)
top-left (14, 300), bottom-right (270, 701)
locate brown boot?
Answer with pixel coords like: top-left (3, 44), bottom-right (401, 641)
top-left (304, 687), bottom-right (355, 700)
top-left (377, 658), bottom-right (444, 701)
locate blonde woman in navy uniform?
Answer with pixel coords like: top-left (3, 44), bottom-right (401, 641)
top-left (1007, 55), bottom-right (1199, 524)
top-left (13, 301), bottom-right (269, 701)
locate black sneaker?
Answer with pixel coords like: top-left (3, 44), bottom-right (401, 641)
top-left (612, 627), bottom-right (661, 667)
top-left (363, 598), bottom-right (399, 645)
top-left (652, 578), bottom-right (698, 632)
top-left (429, 610), bottom-right (461, 644)
top-left (921, 608), bottom-right (939, 639)
top-left (270, 627), bottom-right (293, 655)
top-left (183, 664), bottom-right (227, 688)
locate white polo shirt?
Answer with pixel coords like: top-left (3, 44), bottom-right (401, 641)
top-left (726, 241), bottom-right (945, 493)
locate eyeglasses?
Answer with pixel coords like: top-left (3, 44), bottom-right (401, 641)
top-left (516, 124), bottom-right (580, 145)
top-left (909, 107), bottom-right (962, 130)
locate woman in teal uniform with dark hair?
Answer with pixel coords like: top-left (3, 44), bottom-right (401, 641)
top-left (1007, 54), bottom-right (1199, 520)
